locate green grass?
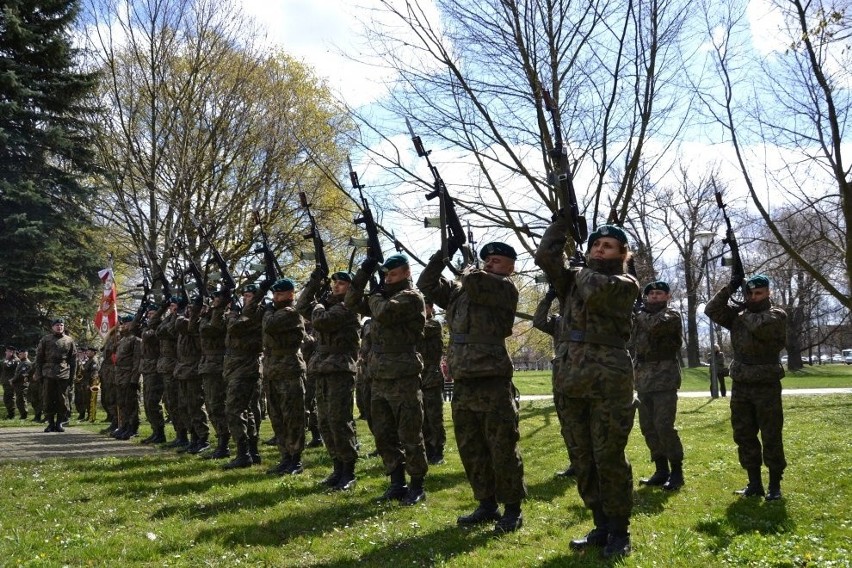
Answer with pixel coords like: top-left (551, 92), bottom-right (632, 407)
top-left (1, 394), bottom-right (850, 566)
top-left (513, 365), bottom-right (852, 396)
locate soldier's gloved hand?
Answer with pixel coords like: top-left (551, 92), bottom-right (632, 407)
top-left (368, 276), bottom-right (382, 296)
top-left (192, 294), bottom-right (204, 307)
top-left (551, 208), bottom-right (566, 222)
top-left (311, 268), bottom-right (327, 282)
top-left (568, 251), bottom-right (586, 268)
top-left (544, 286), bottom-right (557, 302)
top-left (728, 272), bottom-right (745, 294)
top-left (446, 235), bottom-right (465, 258)
top-left (360, 256), bottom-right (379, 274)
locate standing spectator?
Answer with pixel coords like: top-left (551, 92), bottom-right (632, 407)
top-left (34, 318), bottom-right (77, 432)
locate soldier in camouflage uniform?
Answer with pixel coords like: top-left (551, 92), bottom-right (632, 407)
top-left (25, 349), bottom-right (43, 422)
top-left (158, 297), bottom-right (188, 448)
top-left (140, 305), bottom-right (166, 444)
top-left (262, 278), bottom-right (307, 475)
top-left (174, 301), bottom-right (210, 454)
top-left (34, 318), bottom-right (77, 432)
top-left (73, 347), bottom-right (93, 420)
top-left (632, 281), bottom-right (685, 491)
top-left (418, 300), bottom-right (446, 465)
top-left (99, 325), bottom-right (120, 433)
top-left (3, 345), bottom-right (19, 419)
top-left (535, 221), bottom-right (639, 558)
top-left (347, 254), bottom-right (428, 506)
top-left (705, 274), bottom-right (787, 501)
top-left (79, 347), bottom-right (100, 421)
top-left (12, 348), bottom-right (32, 420)
top-left (298, 270), bottom-right (361, 491)
top-left (355, 318), bottom-right (373, 425)
top-left (302, 324), bottom-right (320, 447)
top-left (113, 314), bottom-right (142, 439)
top-left (532, 288), bottom-right (576, 478)
top-left (222, 283), bottom-right (269, 469)
top-left (198, 292), bottom-right (230, 458)
top-left (419, 241), bottom-right (525, 534)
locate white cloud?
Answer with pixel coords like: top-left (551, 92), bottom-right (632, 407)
top-left (747, 0), bottom-right (791, 55)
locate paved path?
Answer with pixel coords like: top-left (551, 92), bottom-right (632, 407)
top-left (518, 387), bottom-right (852, 401)
top-left (0, 426), bottom-right (159, 462)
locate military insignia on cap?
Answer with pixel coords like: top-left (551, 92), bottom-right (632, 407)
top-left (600, 227), bottom-right (609, 235)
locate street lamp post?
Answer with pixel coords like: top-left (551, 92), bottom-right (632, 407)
top-left (695, 231), bottom-right (719, 399)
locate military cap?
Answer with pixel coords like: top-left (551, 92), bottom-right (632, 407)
top-left (587, 224), bottom-right (628, 248)
top-left (479, 242), bottom-right (517, 261)
top-left (643, 280), bottom-right (670, 295)
top-left (169, 295), bottom-right (183, 305)
top-left (119, 314), bottom-right (135, 323)
top-left (242, 283), bottom-right (260, 294)
top-left (380, 254), bottom-right (409, 272)
top-left (211, 290), bottom-right (224, 298)
top-left (746, 274), bottom-right (770, 289)
top-left (51, 317), bottom-right (65, 326)
top-left (146, 304), bottom-right (159, 312)
top-left (331, 271), bottom-right (353, 282)
top-left (270, 278), bottom-right (295, 292)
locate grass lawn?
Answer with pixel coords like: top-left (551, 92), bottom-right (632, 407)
top-left (513, 364), bottom-right (852, 396)
top-left (1, 393), bottom-right (850, 566)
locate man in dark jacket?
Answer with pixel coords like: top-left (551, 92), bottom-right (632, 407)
top-left (34, 318), bottom-right (77, 432)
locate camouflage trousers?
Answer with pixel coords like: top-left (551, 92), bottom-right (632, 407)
top-left (305, 372), bottom-right (319, 437)
top-left (637, 389), bottom-right (684, 463)
top-left (178, 377), bottom-right (209, 440)
top-left (142, 372), bottom-right (166, 431)
top-left (730, 381), bottom-right (786, 473)
top-left (43, 378), bottom-right (69, 416)
top-left (164, 375), bottom-right (186, 434)
top-left (28, 379), bottom-right (42, 417)
top-left (552, 380), bottom-right (577, 467)
top-left (202, 372), bottom-right (228, 440)
top-left (100, 371), bottom-right (116, 420)
top-left (267, 377), bottom-right (306, 458)
top-left (371, 375), bottom-right (427, 477)
top-left (116, 381), bottom-right (140, 430)
top-left (316, 371), bottom-right (358, 464)
top-left (2, 382), bottom-right (13, 416)
top-left (356, 370), bottom-right (372, 426)
top-left (74, 382), bottom-right (90, 417)
top-left (421, 385), bottom-right (446, 454)
top-left (558, 393), bottom-right (635, 518)
top-left (12, 382), bottom-right (29, 417)
top-left (226, 374), bottom-right (262, 443)
top-left (453, 377), bottom-right (526, 504)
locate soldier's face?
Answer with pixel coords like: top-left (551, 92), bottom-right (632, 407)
top-left (384, 266), bottom-right (410, 285)
top-left (646, 290), bottom-right (670, 304)
top-left (52, 323), bottom-right (64, 334)
top-left (5, 349), bottom-right (14, 359)
top-left (484, 255), bottom-right (514, 276)
top-left (332, 279), bottom-right (350, 296)
top-left (590, 237), bottom-right (624, 261)
top-left (746, 287), bottom-right (770, 303)
top-left (273, 290), bottom-right (294, 303)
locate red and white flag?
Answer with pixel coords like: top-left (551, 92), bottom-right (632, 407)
top-left (94, 268), bottom-right (118, 337)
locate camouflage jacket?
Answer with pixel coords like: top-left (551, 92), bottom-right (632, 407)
top-left (223, 297), bottom-right (265, 381)
top-left (262, 299), bottom-right (306, 381)
top-left (302, 331), bottom-right (317, 370)
top-left (418, 317), bottom-right (444, 389)
top-left (198, 304), bottom-right (227, 376)
top-left (139, 319), bottom-right (160, 375)
top-left (630, 305), bottom-right (682, 393)
top-left (174, 305), bottom-right (202, 380)
top-left (1, 356), bottom-right (18, 386)
top-left (357, 318), bottom-right (373, 380)
top-left (12, 359), bottom-right (32, 385)
top-left (534, 217), bottom-right (639, 398)
top-left (297, 274), bottom-right (360, 374)
top-left (154, 310), bottom-right (178, 376)
top-left (35, 332), bottom-right (77, 381)
top-left (363, 278), bottom-right (425, 381)
top-left (99, 327), bottom-right (119, 382)
top-left (532, 293), bottom-right (560, 338)
top-left (705, 286), bottom-right (786, 384)
top-left (418, 252), bottom-right (517, 381)
top-left (114, 330), bottom-right (142, 385)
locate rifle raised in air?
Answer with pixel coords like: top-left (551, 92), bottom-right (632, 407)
top-left (253, 211), bottom-right (282, 284)
top-left (348, 157), bottom-right (387, 279)
top-left (541, 89), bottom-right (587, 261)
top-left (405, 118), bottom-right (474, 271)
top-left (715, 191), bottom-right (747, 306)
top-left (299, 191), bottom-right (331, 298)
top-left (191, 217), bottom-right (238, 300)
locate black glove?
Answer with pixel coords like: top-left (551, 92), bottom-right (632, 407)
top-left (311, 268), bottom-right (327, 281)
top-left (192, 294), bottom-right (204, 307)
top-left (361, 256), bottom-right (379, 274)
top-left (446, 235), bottom-right (465, 258)
top-left (544, 286), bottom-right (557, 302)
top-left (368, 276), bottom-right (382, 296)
top-left (728, 272), bottom-right (744, 293)
top-left (568, 251), bottom-right (586, 268)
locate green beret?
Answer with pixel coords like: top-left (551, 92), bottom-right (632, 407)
top-left (270, 278), bottom-right (295, 292)
top-left (380, 254), bottom-right (409, 272)
top-left (479, 242), bottom-right (517, 261)
top-left (587, 224), bottom-right (628, 248)
top-left (746, 274), bottom-right (770, 289)
top-left (242, 283), bottom-right (260, 294)
top-left (119, 314), bottom-right (135, 323)
top-left (169, 295), bottom-right (183, 305)
top-left (51, 318), bottom-right (64, 326)
top-left (146, 304), bottom-right (159, 312)
top-left (643, 281), bottom-right (670, 295)
top-left (331, 271), bottom-right (353, 283)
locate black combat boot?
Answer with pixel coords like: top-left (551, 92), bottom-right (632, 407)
top-left (428, 446), bottom-right (445, 466)
top-left (33, 413), bottom-right (42, 422)
top-left (266, 455), bottom-right (292, 475)
top-left (188, 436), bottom-right (210, 454)
top-left (602, 516), bottom-right (631, 558)
top-left (333, 461), bottom-right (356, 491)
top-left (44, 415), bottom-right (56, 433)
top-left (205, 434), bottom-right (230, 459)
top-left (248, 435), bottom-right (262, 465)
top-left (307, 427), bottom-right (323, 448)
top-left (263, 435), bottom-right (277, 446)
top-left (457, 496), bottom-right (501, 525)
top-left (168, 430), bottom-right (190, 450)
top-left (78, 411), bottom-right (85, 421)
top-left (20, 411), bottom-right (27, 420)
top-left (54, 419), bottom-right (65, 433)
top-left (283, 452), bottom-right (303, 474)
top-left (378, 465), bottom-right (408, 501)
top-left (149, 427), bottom-right (167, 444)
top-left (735, 467), bottom-right (765, 498)
top-left (222, 438), bottom-right (253, 470)
top-left (140, 431), bottom-right (156, 444)
top-left (494, 502), bottom-right (523, 533)
top-left (663, 461), bottom-right (684, 491)
top-left (570, 507), bottom-right (609, 550)
top-left (401, 476), bottom-right (426, 506)
top-left (556, 463), bottom-right (577, 478)
top-left (322, 460), bottom-right (343, 487)
top-left (178, 432), bottom-right (199, 454)
top-left (639, 458), bottom-right (670, 486)
top-left (766, 470), bottom-right (783, 501)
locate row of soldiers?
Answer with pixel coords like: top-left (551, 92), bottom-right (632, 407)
top-left (5, 216), bottom-right (788, 560)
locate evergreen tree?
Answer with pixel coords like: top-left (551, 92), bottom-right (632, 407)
top-left (0, 0), bottom-right (103, 346)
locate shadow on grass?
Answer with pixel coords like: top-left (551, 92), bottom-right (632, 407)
top-left (695, 494), bottom-right (793, 553)
top-left (526, 473), bottom-right (574, 502)
top-left (680, 398), bottom-right (721, 414)
top-left (536, 550), bottom-right (623, 567)
top-left (634, 485), bottom-right (675, 515)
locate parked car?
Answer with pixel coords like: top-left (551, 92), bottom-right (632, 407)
top-left (843, 349), bottom-right (852, 365)
top-left (831, 354), bottom-right (843, 363)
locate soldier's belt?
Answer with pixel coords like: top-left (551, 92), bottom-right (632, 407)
top-left (316, 345), bottom-right (353, 354)
top-left (736, 355), bottom-right (780, 365)
top-left (636, 353), bottom-right (678, 363)
top-left (225, 348), bottom-right (260, 357)
top-left (371, 345), bottom-right (417, 354)
top-left (450, 333), bottom-right (504, 346)
top-left (566, 330), bottom-right (627, 349)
